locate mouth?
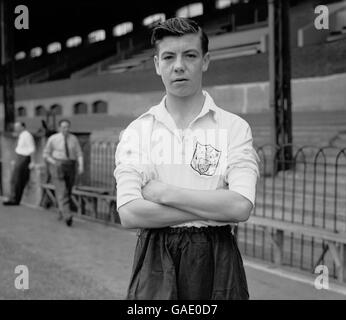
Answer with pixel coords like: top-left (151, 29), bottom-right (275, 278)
top-left (172, 78), bottom-right (188, 84)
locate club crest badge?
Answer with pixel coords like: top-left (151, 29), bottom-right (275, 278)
top-left (190, 142), bottom-right (221, 176)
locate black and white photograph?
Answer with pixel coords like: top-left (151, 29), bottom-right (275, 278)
top-left (0, 0), bottom-right (346, 308)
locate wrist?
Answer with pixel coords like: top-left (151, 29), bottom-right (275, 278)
top-left (161, 184), bottom-right (178, 205)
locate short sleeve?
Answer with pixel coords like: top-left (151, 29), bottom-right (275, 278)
top-left (223, 119), bottom-right (260, 207)
top-left (114, 120), bottom-right (152, 210)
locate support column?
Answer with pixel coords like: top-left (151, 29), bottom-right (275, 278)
top-left (268, 0), bottom-right (293, 173)
top-left (0, 0), bottom-right (15, 132)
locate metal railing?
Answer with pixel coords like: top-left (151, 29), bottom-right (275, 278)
top-left (237, 144), bottom-right (346, 280)
top-left (90, 140), bottom-right (117, 190)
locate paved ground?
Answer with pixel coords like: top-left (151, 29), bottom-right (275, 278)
top-left (0, 203), bottom-right (345, 300)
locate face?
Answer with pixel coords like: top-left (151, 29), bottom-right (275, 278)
top-left (59, 121), bottom-right (70, 135)
top-left (14, 122), bottom-right (23, 133)
top-left (154, 33), bottom-right (210, 98)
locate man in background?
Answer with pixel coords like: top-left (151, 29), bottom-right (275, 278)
top-left (3, 121), bottom-right (36, 206)
top-left (43, 119), bottom-right (84, 227)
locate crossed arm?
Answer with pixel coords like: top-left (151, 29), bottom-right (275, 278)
top-left (116, 119), bottom-right (258, 229)
top-left (118, 180), bottom-right (253, 229)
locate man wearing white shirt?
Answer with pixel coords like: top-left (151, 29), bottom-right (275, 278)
top-left (114, 18), bottom-right (259, 300)
top-left (3, 122), bottom-right (36, 206)
top-left (43, 119), bottom-right (84, 227)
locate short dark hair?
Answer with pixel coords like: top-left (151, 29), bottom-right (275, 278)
top-left (151, 17), bottom-right (209, 55)
top-left (15, 121), bottom-right (26, 128)
top-left (58, 119), bottom-right (71, 127)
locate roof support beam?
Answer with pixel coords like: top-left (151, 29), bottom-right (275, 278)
top-left (268, 0), bottom-right (293, 173)
top-left (0, 0), bottom-right (15, 132)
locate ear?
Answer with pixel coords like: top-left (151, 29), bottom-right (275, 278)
top-left (202, 52), bottom-right (210, 73)
top-left (154, 55), bottom-right (161, 76)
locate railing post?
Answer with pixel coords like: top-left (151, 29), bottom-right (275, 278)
top-left (342, 244), bottom-right (346, 283)
top-left (75, 132), bottom-right (91, 186)
top-left (273, 229), bottom-right (284, 265)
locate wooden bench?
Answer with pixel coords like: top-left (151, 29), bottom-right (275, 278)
top-left (40, 183), bottom-right (119, 224)
top-left (245, 215), bottom-right (346, 283)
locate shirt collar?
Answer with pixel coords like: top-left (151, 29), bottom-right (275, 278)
top-left (139, 90), bottom-right (219, 126)
top-left (198, 90), bottom-right (219, 122)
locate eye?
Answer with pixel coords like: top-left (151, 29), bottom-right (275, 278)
top-left (186, 53), bottom-right (197, 58)
top-left (163, 56), bottom-right (173, 60)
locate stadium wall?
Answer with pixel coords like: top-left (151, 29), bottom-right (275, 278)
top-left (0, 72), bottom-right (345, 119)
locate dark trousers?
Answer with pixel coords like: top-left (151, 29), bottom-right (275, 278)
top-left (9, 154), bottom-right (31, 204)
top-left (50, 160), bottom-right (76, 219)
top-left (126, 225), bottom-right (249, 300)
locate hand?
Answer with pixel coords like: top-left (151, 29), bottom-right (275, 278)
top-left (78, 166), bottom-right (84, 175)
top-left (28, 162), bottom-right (35, 170)
top-left (142, 180), bottom-right (169, 204)
top-left (49, 158), bottom-right (57, 166)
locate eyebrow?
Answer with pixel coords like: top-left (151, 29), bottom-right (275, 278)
top-left (160, 49), bottom-right (200, 56)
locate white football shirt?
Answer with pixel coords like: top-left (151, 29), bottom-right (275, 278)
top-left (114, 91), bottom-right (260, 228)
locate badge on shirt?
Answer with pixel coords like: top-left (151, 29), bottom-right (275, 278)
top-left (190, 141), bottom-right (221, 176)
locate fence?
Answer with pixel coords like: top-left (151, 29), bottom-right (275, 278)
top-left (90, 140), bottom-right (117, 190)
top-left (237, 144), bottom-right (346, 280)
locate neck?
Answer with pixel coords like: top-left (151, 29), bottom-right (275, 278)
top-left (165, 90), bottom-right (205, 129)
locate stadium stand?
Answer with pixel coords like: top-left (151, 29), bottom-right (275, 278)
top-left (6, 0), bottom-right (345, 85)
top-left (73, 5), bottom-right (268, 77)
top-left (2, 0), bottom-right (345, 282)
top-left (327, 30), bottom-right (346, 41)
top-left (3, 35), bottom-right (345, 108)
top-left (298, 0), bottom-right (346, 47)
top-left (15, 38), bottom-right (127, 84)
top-left (6, 0), bottom-right (270, 82)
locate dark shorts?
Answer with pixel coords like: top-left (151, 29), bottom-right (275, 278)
top-left (126, 225), bottom-right (249, 300)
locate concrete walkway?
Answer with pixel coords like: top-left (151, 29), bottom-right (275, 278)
top-left (0, 203), bottom-right (345, 300)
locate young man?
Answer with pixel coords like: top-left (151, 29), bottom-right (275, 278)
top-left (114, 18), bottom-right (259, 300)
top-left (3, 122), bottom-right (35, 206)
top-left (43, 119), bottom-right (84, 227)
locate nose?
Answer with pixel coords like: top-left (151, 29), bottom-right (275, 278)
top-left (173, 55), bottom-right (185, 73)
